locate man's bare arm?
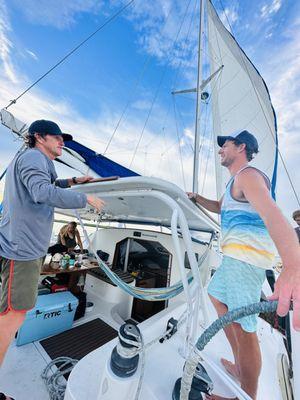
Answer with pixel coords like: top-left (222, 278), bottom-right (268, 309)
top-left (186, 192), bottom-right (222, 214)
top-left (75, 230), bottom-right (83, 251)
top-left (238, 169), bottom-right (300, 330)
top-left (59, 232), bottom-right (66, 246)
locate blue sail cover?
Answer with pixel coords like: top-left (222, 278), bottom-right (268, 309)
top-left (64, 140), bottom-right (139, 178)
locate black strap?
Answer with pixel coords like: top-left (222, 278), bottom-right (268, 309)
top-left (0, 394), bottom-right (15, 400)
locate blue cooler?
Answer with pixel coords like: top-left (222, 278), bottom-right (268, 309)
top-left (16, 291), bottom-right (78, 346)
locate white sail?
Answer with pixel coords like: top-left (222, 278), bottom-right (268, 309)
top-left (207, 0), bottom-right (278, 198)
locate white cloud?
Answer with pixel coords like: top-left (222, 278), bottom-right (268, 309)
top-left (183, 127), bottom-right (194, 140)
top-left (25, 49), bottom-right (38, 60)
top-left (260, 0), bottom-right (282, 20)
top-left (118, 0), bottom-right (200, 77)
top-left (264, 17), bottom-right (300, 216)
top-left (219, 6), bottom-right (239, 31)
top-left (131, 99), bottom-right (152, 111)
top-left (10, 0), bottom-right (104, 29)
top-left (0, 2), bottom-right (18, 83)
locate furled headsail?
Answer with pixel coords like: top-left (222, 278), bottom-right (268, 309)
top-left (206, 0), bottom-right (278, 199)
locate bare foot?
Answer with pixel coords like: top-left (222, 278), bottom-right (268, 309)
top-left (221, 358), bottom-right (240, 381)
top-left (205, 394), bottom-right (238, 400)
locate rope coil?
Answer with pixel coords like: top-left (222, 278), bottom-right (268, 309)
top-left (41, 357), bottom-right (78, 400)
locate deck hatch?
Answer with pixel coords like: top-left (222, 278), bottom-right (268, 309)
top-left (40, 318), bottom-right (117, 363)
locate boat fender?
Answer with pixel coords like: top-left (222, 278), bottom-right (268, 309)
top-left (110, 323), bottom-right (141, 378)
top-left (172, 363), bottom-right (213, 400)
top-left (159, 317), bottom-right (178, 343)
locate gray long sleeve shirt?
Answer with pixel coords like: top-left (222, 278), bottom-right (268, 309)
top-left (0, 148), bottom-right (87, 260)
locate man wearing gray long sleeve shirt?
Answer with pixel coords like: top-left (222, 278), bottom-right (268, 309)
top-left (0, 120), bottom-right (104, 398)
top-left (0, 147), bottom-right (87, 260)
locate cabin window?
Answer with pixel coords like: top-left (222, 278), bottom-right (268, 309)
top-left (184, 252), bottom-right (199, 269)
top-left (114, 237), bottom-right (171, 322)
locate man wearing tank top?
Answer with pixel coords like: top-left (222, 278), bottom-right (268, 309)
top-left (187, 130), bottom-right (300, 400)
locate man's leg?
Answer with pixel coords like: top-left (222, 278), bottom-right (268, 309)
top-left (0, 310), bottom-right (25, 366)
top-left (232, 323), bottom-right (261, 399)
top-left (209, 294), bottom-right (261, 399)
top-left (207, 326), bottom-right (261, 399)
top-left (209, 295), bottom-right (240, 379)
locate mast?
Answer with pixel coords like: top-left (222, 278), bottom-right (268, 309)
top-left (192, 0), bottom-right (205, 193)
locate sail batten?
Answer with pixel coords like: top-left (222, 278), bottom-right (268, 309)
top-left (207, 0), bottom-right (278, 198)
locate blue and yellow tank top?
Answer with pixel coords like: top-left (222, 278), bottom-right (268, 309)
top-left (221, 167), bottom-right (276, 269)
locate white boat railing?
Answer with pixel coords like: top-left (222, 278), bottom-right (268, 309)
top-left (73, 188), bottom-right (211, 351)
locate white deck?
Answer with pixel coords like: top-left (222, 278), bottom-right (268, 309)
top-left (0, 285), bottom-right (287, 400)
top-left (64, 297), bottom-right (286, 400)
top-left (0, 287), bottom-right (121, 399)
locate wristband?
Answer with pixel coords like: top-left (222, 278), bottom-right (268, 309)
top-left (72, 177), bottom-right (77, 184)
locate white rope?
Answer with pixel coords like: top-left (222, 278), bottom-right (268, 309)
top-left (41, 357), bottom-right (78, 400)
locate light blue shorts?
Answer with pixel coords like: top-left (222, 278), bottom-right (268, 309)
top-left (207, 255), bottom-right (266, 332)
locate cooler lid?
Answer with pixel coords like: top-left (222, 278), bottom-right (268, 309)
top-left (26, 291), bottom-right (78, 316)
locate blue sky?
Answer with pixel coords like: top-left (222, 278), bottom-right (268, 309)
top-left (0, 0), bottom-right (299, 222)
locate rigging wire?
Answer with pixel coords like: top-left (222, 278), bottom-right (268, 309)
top-left (143, 0), bottom-right (197, 153)
top-left (218, 0), bottom-right (300, 207)
top-left (201, 68), bottom-right (222, 194)
top-left (129, 0), bottom-right (193, 169)
top-left (196, 22), bottom-right (212, 192)
top-left (150, 0), bottom-right (198, 180)
top-left (201, 128), bottom-right (213, 194)
top-left (174, 105), bottom-right (194, 153)
top-left (166, 0), bottom-right (198, 168)
top-left (128, 68), bottom-right (167, 168)
top-left (200, 105), bottom-right (213, 194)
top-left (154, 105), bottom-right (173, 178)
top-left (170, 0), bottom-right (198, 91)
top-left (207, 4), bottom-right (225, 200)
top-left (4, 0), bottom-right (135, 110)
top-left (143, 0), bottom-right (197, 178)
top-left (173, 97), bottom-right (187, 190)
top-left (103, 2), bottom-right (175, 156)
top-left (198, 98), bottom-right (209, 183)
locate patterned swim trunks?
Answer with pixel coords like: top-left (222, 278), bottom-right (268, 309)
top-left (207, 255), bottom-right (266, 332)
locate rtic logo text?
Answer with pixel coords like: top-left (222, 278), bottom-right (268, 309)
top-left (44, 311), bottom-right (61, 319)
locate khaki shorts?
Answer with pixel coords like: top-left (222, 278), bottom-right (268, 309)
top-left (0, 257), bottom-right (44, 314)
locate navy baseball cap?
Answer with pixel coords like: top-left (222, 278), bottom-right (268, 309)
top-left (28, 119), bottom-right (73, 141)
top-left (217, 130), bottom-right (258, 153)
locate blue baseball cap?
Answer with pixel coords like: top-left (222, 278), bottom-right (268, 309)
top-left (217, 130), bottom-right (258, 153)
top-left (28, 119), bottom-right (73, 141)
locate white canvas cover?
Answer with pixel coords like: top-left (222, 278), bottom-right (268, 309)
top-left (0, 108), bottom-right (28, 137)
top-left (207, 1), bottom-right (278, 198)
top-left (55, 176), bottom-right (219, 233)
